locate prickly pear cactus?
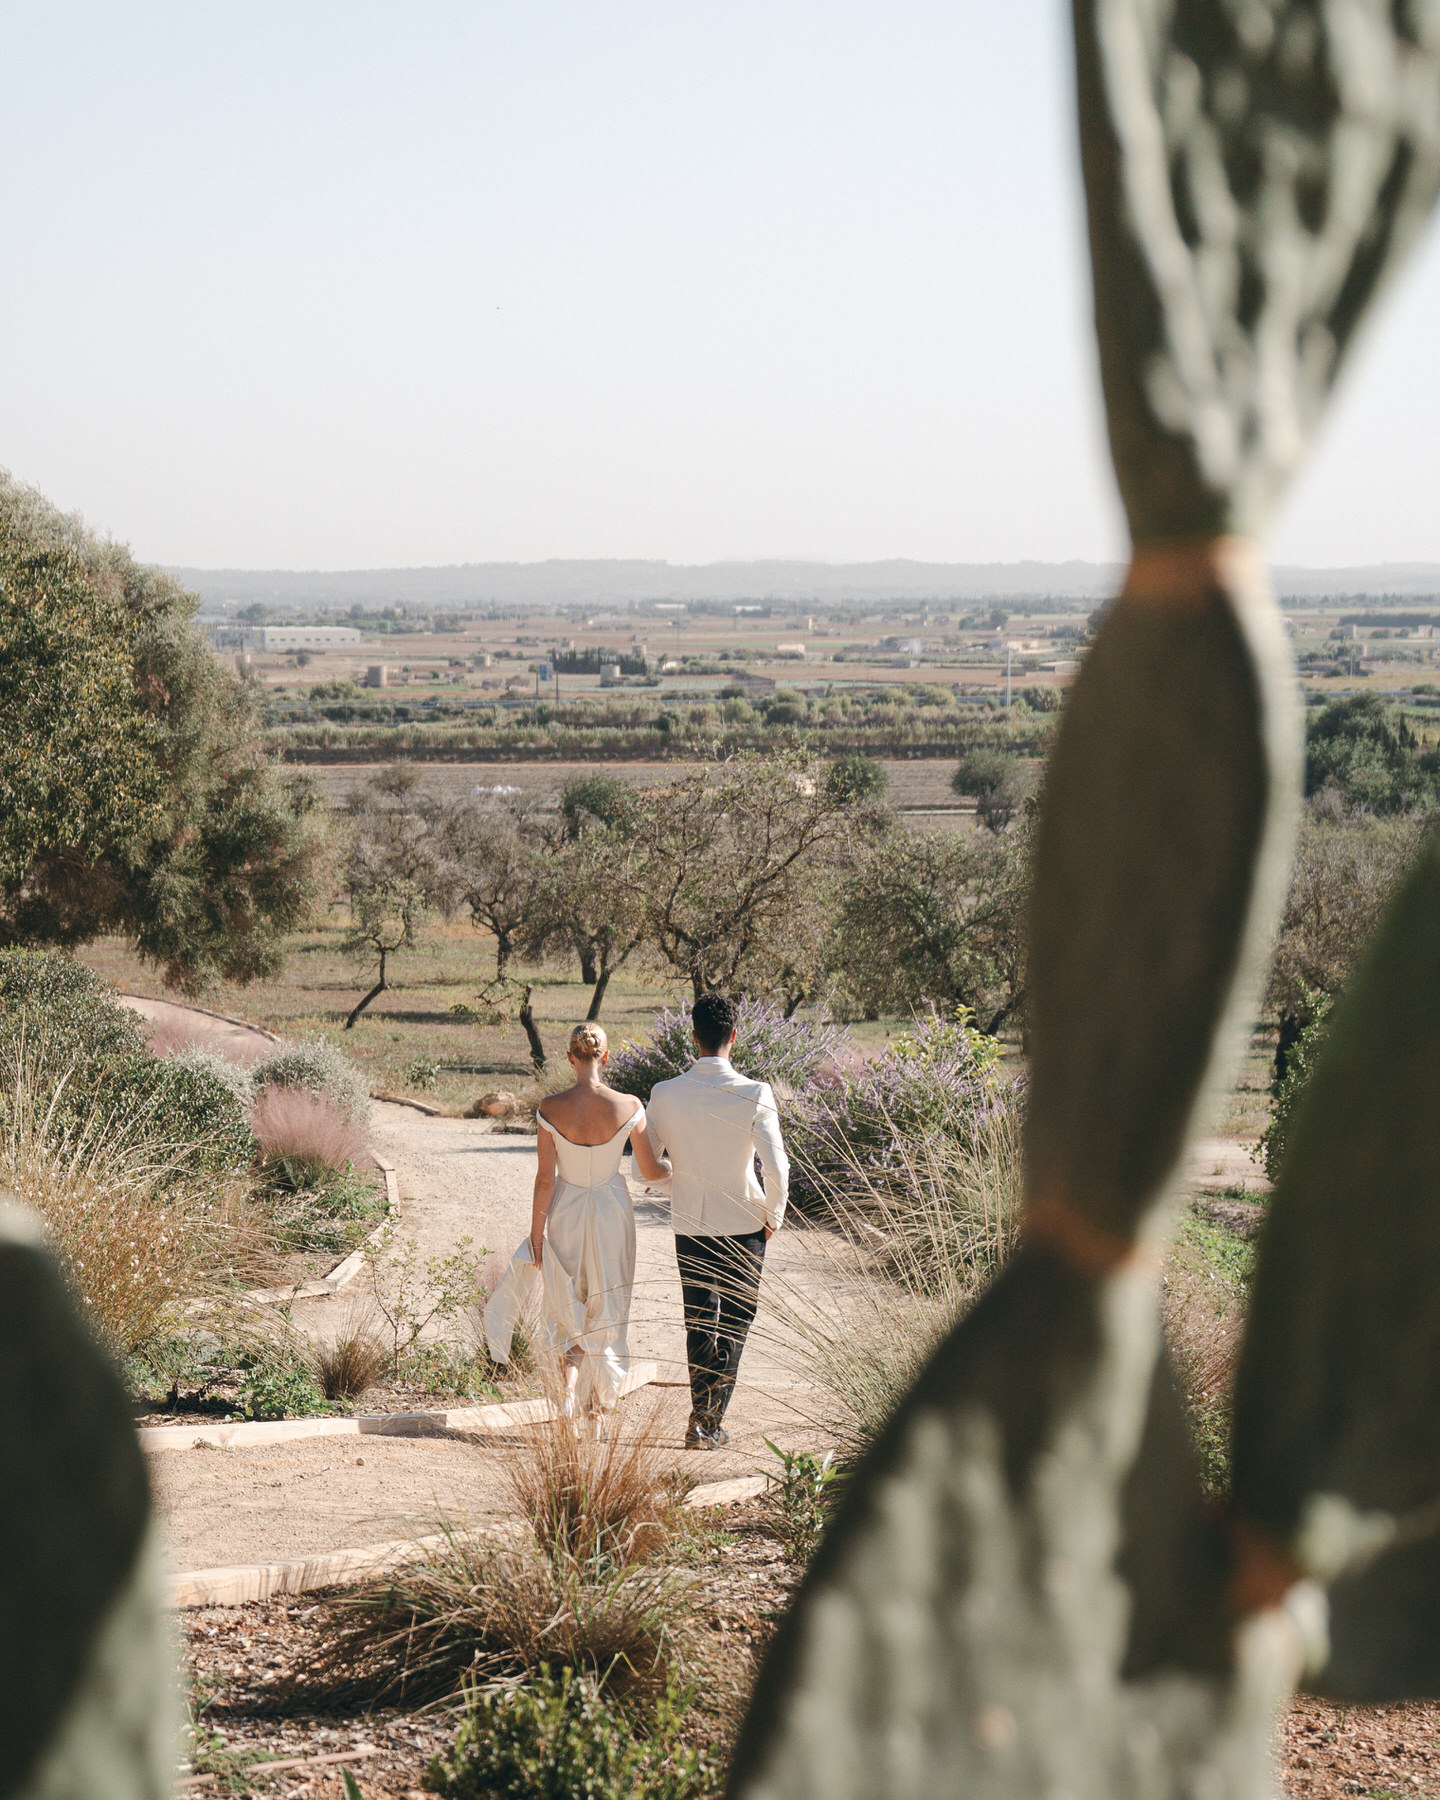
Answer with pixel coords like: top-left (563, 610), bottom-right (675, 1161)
top-left (0, 1204), bottom-right (170, 1800)
top-left (728, 4), bottom-right (1440, 1796)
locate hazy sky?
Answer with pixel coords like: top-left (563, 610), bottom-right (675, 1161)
top-left (4, 3), bottom-right (1439, 571)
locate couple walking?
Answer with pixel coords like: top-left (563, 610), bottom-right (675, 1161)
top-left (490, 994), bottom-right (788, 1448)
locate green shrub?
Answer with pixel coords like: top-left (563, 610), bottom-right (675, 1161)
top-left (262, 1166), bottom-right (389, 1256)
top-left (233, 1340), bottom-right (330, 1420)
top-left (0, 951), bottom-right (253, 1171)
top-left (396, 1339), bottom-right (501, 1400)
top-left (825, 753), bottom-right (887, 804)
top-left (251, 1036), bottom-right (371, 1127)
top-left (761, 1440), bottom-right (845, 1565)
top-left (0, 949), bottom-right (145, 1077)
top-left (1260, 998), bottom-right (1332, 1181)
top-left (786, 1010), bottom-right (1004, 1214)
top-left (405, 1057), bottom-right (441, 1092)
top-left (97, 1051), bottom-right (255, 1173)
top-left (425, 1667), bottom-right (717, 1800)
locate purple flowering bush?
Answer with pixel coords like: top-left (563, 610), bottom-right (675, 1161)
top-left (786, 1011), bottom-right (1018, 1223)
top-left (607, 996), bottom-right (844, 1103)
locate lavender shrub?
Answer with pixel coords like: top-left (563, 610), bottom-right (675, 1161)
top-left (607, 996), bottom-right (844, 1103)
top-left (787, 1011), bottom-right (1017, 1223)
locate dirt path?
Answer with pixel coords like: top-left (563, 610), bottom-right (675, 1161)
top-left (131, 997), bottom-right (832, 1569)
top-left (133, 996), bottom-right (1263, 1573)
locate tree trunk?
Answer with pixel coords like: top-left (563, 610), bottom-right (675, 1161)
top-left (578, 945), bottom-right (599, 986)
top-left (345, 948), bottom-right (388, 1030)
top-left (586, 966), bottom-right (612, 1021)
top-left (691, 970), bottom-right (707, 1002)
top-left (1275, 1008), bottom-right (1305, 1083)
top-left (517, 985), bottom-right (547, 1071)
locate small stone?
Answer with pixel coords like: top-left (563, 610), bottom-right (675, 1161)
top-left (471, 1091), bottom-right (519, 1119)
top-left (355, 1457), bottom-right (365, 1466)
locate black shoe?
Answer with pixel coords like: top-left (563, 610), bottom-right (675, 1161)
top-left (706, 1424), bottom-right (730, 1448)
top-left (684, 1417), bottom-right (712, 1450)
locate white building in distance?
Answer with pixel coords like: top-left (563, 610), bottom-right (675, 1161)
top-left (222, 626), bottom-right (367, 651)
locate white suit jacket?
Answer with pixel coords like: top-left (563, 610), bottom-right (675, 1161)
top-left (645, 1057), bottom-right (789, 1237)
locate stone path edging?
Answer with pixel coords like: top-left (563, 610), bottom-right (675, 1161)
top-left (140, 1363), bottom-right (659, 1453)
top-left (238, 1155), bottom-right (400, 1305)
top-left (118, 994), bottom-right (283, 1044)
top-left (164, 1469), bottom-right (770, 1608)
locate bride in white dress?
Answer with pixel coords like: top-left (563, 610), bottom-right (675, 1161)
top-left (529, 1022), bottom-right (671, 1426)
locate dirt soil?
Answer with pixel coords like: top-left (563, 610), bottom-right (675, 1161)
top-left (181, 1496), bottom-right (798, 1797)
top-left (1282, 1694), bottom-right (1440, 1800)
top-left (134, 996), bottom-right (1429, 1800)
top-left (177, 1504), bottom-right (1440, 1800)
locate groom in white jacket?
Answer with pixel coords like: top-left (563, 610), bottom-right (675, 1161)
top-left (646, 993), bottom-right (789, 1449)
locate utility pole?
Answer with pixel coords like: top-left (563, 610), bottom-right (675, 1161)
top-left (1004, 645), bottom-right (1012, 708)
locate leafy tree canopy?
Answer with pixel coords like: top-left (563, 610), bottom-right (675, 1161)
top-left (826, 752), bottom-right (888, 805)
top-left (0, 472), bottom-right (324, 991)
top-left (1304, 693), bottom-right (1436, 814)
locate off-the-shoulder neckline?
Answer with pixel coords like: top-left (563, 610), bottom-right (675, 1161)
top-left (535, 1102), bottom-right (644, 1149)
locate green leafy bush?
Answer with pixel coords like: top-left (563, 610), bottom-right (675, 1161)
top-left (786, 1010), bottom-right (1004, 1214)
top-left (251, 1036), bottom-right (371, 1127)
top-left (0, 949), bottom-right (145, 1075)
top-left (0, 952), bottom-right (254, 1171)
top-left (825, 753), bottom-right (887, 804)
top-left (397, 1338), bottom-right (501, 1401)
top-left (1305, 693), bottom-right (1437, 814)
top-left (405, 1057), bottom-right (441, 1092)
top-left (425, 1667), bottom-right (717, 1800)
top-left (233, 1341), bottom-right (330, 1420)
top-left (98, 1051), bottom-right (255, 1173)
top-left (263, 1165), bottom-right (389, 1256)
top-left (1260, 997), bottom-right (1333, 1181)
top-left (761, 1440), bottom-right (845, 1564)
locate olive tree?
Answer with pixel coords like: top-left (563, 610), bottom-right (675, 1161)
top-left (431, 793), bottom-right (548, 982)
top-left (0, 472), bottom-right (323, 991)
top-left (625, 752), bottom-right (852, 1002)
top-left (519, 827), bottom-right (647, 1021)
top-left (829, 812), bottom-right (1033, 1033)
top-left (1266, 802), bottom-right (1424, 1075)
top-left (340, 766), bottom-right (445, 1026)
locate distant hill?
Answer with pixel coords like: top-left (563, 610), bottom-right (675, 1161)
top-left (171, 558), bottom-right (1126, 611)
top-left (169, 557), bottom-right (1440, 613)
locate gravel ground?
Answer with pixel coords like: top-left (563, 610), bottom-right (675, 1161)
top-left (178, 1496), bottom-right (799, 1797)
top-left (1282, 1695), bottom-right (1440, 1800)
top-left (177, 1504), bottom-right (1439, 1800)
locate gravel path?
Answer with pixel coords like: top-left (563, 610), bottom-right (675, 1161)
top-left (126, 998), bottom-right (833, 1569)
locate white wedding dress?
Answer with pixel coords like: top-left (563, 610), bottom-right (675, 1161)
top-left (535, 1105), bottom-right (642, 1413)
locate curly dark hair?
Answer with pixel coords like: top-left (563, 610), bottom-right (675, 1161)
top-left (691, 992), bottom-right (740, 1054)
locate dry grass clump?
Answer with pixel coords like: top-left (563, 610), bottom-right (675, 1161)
top-left (0, 1051), bottom-right (247, 1354)
top-left (250, 1086), bottom-right (367, 1181)
top-left (762, 1100), bottom-right (1024, 1462)
top-left (313, 1316), bottom-right (389, 1403)
top-left (509, 1405), bottom-right (683, 1565)
top-left (288, 1407), bottom-right (690, 1712)
top-left (286, 1524), bottom-right (683, 1712)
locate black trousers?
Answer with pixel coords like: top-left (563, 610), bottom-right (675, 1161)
top-left (674, 1231), bottom-right (767, 1427)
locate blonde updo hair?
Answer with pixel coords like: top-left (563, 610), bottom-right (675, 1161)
top-left (568, 1022), bottom-right (608, 1062)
